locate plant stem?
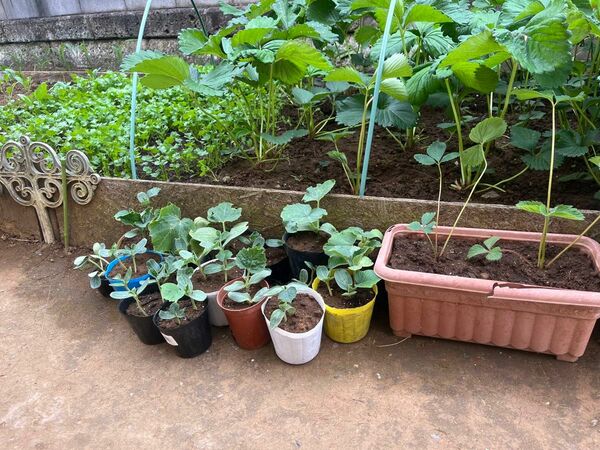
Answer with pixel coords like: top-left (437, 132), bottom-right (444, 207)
top-left (445, 79), bottom-right (466, 184)
top-left (546, 215), bottom-right (600, 267)
top-left (537, 101), bottom-right (557, 269)
top-left (500, 60), bottom-right (518, 119)
top-left (439, 151), bottom-right (488, 258)
top-left (476, 166), bottom-right (528, 194)
top-left (134, 294), bottom-right (147, 317)
top-left (355, 93), bottom-right (372, 195)
top-left (584, 156), bottom-right (600, 186)
top-left (434, 163), bottom-right (443, 257)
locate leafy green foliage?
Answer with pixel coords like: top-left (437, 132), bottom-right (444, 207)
top-left (109, 269), bottom-right (156, 316)
top-left (265, 285), bottom-right (302, 329)
top-left (467, 236), bottom-right (503, 261)
top-left (413, 141), bottom-right (458, 166)
top-left (515, 201), bottom-right (585, 221)
top-left (189, 202), bottom-right (248, 283)
top-left (315, 226), bottom-right (381, 297)
top-left (159, 302), bottom-right (186, 324)
top-left (148, 204), bottom-right (194, 254)
top-left (224, 246), bottom-right (271, 304)
top-left (281, 180), bottom-right (335, 234)
top-left (408, 212), bottom-right (436, 235)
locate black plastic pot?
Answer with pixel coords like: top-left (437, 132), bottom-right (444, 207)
top-left (96, 275), bottom-right (113, 298)
top-left (283, 232), bottom-right (328, 279)
top-left (118, 298), bottom-right (165, 345)
top-left (153, 303), bottom-right (212, 358)
top-left (267, 255), bottom-right (292, 285)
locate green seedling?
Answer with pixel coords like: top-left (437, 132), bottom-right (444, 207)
top-left (467, 237), bottom-right (503, 261)
top-left (189, 202), bottom-right (248, 283)
top-left (74, 242), bottom-right (122, 288)
top-left (315, 227), bottom-right (382, 297)
top-left (263, 285), bottom-right (299, 330)
top-left (119, 239), bottom-right (149, 274)
top-left (513, 90), bottom-right (586, 268)
top-left (281, 180), bottom-right (336, 235)
top-left (224, 246), bottom-right (271, 305)
top-left (158, 302), bottom-right (186, 325)
top-left (114, 187), bottom-right (161, 239)
top-left (413, 141), bottom-right (458, 256)
top-left (237, 230), bottom-right (284, 250)
top-left (109, 269), bottom-right (156, 316)
top-left (158, 266), bottom-right (208, 324)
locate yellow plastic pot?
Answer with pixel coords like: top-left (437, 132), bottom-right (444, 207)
top-left (312, 280), bottom-right (377, 344)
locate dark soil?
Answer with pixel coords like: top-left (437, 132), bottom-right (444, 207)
top-left (388, 234), bottom-right (600, 292)
top-left (264, 293), bottom-right (323, 333)
top-left (169, 106), bottom-right (599, 210)
top-left (318, 285), bottom-right (374, 309)
top-left (192, 267), bottom-right (243, 293)
top-left (265, 247), bottom-right (288, 266)
top-left (286, 231), bottom-right (329, 253)
top-left (156, 298), bottom-right (206, 330)
top-left (109, 253), bottom-right (160, 278)
top-left (125, 291), bottom-right (163, 317)
top-left (222, 283), bottom-right (265, 310)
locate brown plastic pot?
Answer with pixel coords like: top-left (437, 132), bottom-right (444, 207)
top-left (216, 278), bottom-right (270, 350)
top-left (374, 225), bottom-right (600, 362)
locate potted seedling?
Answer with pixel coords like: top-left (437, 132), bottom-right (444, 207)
top-left (261, 278), bottom-right (326, 365)
top-left (232, 230), bottom-right (291, 285)
top-left (281, 179), bottom-right (336, 278)
top-left (110, 270), bottom-right (164, 345)
top-left (216, 246), bottom-right (272, 350)
top-left (375, 112), bottom-right (600, 362)
top-left (314, 227), bottom-right (382, 343)
top-left (114, 187), bottom-right (162, 241)
top-left (73, 242), bottom-right (124, 297)
top-left (153, 267), bottom-right (212, 358)
top-left (105, 238), bottom-right (163, 291)
top-left (188, 202), bottom-right (249, 326)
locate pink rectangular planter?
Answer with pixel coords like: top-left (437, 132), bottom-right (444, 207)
top-left (374, 225), bottom-right (600, 362)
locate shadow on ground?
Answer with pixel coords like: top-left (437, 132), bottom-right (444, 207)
top-left (0, 239), bottom-right (599, 449)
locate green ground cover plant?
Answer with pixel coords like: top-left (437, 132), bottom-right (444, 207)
top-left (0, 70), bottom-right (255, 179)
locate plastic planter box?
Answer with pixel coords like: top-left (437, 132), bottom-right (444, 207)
top-left (374, 225), bottom-right (600, 362)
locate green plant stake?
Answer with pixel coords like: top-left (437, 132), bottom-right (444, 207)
top-left (128, 0), bottom-right (154, 179)
top-left (61, 156), bottom-right (69, 251)
top-left (359, 0), bottom-right (399, 197)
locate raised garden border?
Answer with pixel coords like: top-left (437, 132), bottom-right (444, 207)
top-left (1, 177), bottom-right (599, 246)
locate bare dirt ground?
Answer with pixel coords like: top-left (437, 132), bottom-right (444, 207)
top-left (0, 238), bottom-right (599, 449)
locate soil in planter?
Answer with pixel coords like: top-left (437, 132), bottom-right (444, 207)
top-left (264, 294), bottom-right (323, 333)
top-left (126, 292), bottom-right (163, 317)
top-left (389, 236), bottom-right (600, 292)
top-left (156, 299), bottom-right (206, 330)
top-left (192, 267), bottom-right (243, 293)
top-left (222, 284), bottom-right (264, 310)
top-left (287, 231), bottom-right (329, 253)
top-left (318, 285), bottom-right (373, 309)
top-left (110, 253), bottom-right (160, 278)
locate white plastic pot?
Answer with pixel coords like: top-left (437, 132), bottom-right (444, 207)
top-left (199, 260), bottom-right (228, 327)
top-left (261, 287), bottom-right (325, 365)
top-left (206, 290), bottom-right (228, 326)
